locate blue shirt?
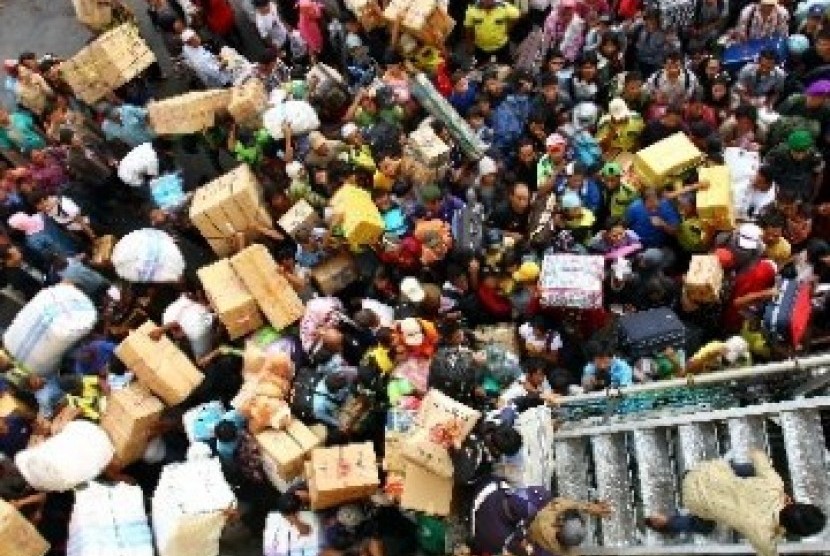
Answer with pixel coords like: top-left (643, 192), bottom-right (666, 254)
top-left (624, 198), bottom-right (680, 248)
top-left (101, 104), bottom-right (154, 147)
top-left (583, 357), bottom-right (634, 388)
top-left (312, 379), bottom-right (348, 427)
top-left (557, 178), bottom-right (604, 215)
top-left (0, 111), bottom-right (46, 153)
top-left (72, 340), bottom-right (117, 376)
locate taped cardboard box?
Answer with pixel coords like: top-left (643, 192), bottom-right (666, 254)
top-left (311, 252), bottom-right (359, 296)
top-left (197, 259), bottom-right (263, 339)
top-left (228, 78), bottom-right (267, 128)
top-left (307, 442), bottom-right (380, 510)
top-left (409, 124), bottom-right (450, 168)
top-left (148, 89), bottom-right (231, 135)
top-left (115, 322), bottom-right (204, 406)
top-left (329, 185), bottom-right (384, 248)
top-left (400, 461), bottom-right (452, 516)
top-left (257, 420), bottom-right (322, 487)
top-left (696, 165), bottom-right (736, 231)
top-left (415, 8), bottom-right (455, 47)
top-left (60, 24), bottom-right (155, 104)
top-left (189, 164), bottom-right (273, 256)
top-left (0, 499), bottom-right (50, 556)
top-left (230, 244), bottom-right (305, 330)
top-left (632, 132), bottom-right (703, 187)
top-left (72, 0), bottom-right (114, 31)
top-left (684, 254), bottom-right (724, 304)
top-left (101, 382), bottom-right (164, 467)
top-left (416, 389), bottom-right (481, 449)
top-left (278, 199), bottom-right (321, 240)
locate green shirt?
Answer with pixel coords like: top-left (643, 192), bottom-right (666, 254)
top-left (608, 182), bottom-right (639, 220)
top-left (0, 111), bottom-right (46, 153)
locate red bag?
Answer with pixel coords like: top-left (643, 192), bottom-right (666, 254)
top-left (763, 280), bottom-right (812, 348)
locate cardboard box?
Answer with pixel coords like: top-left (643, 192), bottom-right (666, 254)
top-left (0, 391), bottom-right (35, 420)
top-left (474, 325), bottom-right (519, 354)
top-left (311, 253), bottom-right (359, 296)
top-left (633, 132), bottom-right (703, 187)
top-left (383, 430), bottom-right (406, 473)
top-left (538, 254), bottom-right (605, 309)
top-left (684, 254), bottom-right (724, 304)
top-left (257, 420), bottom-right (322, 486)
top-left (696, 165), bottom-right (736, 231)
top-left (147, 89), bottom-right (232, 135)
top-left (409, 124), bottom-right (450, 168)
top-left (307, 442), bottom-right (380, 510)
top-left (329, 185), bottom-right (384, 248)
top-left (197, 259), bottom-right (263, 339)
top-left (230, 244), bottom-right (305, 330)
top-left (278, 199), bottom-right (321, 240)
top-left (189, 164), bottom-right (273, 256)
top-left (400, 462), bottom-right (453, 516)
top-left (115, 321), bottom-right (204, 405)
top-left (0, 499), bottom-right (50, 556)
top-left (228, 78), bottom-right (267, 127)
top-left (91, 234), bottom-right (115, 266)
top-left (415, 8), bottom-right (455, 47)
top-left (72, 0), bottom-right (113, 30)
top-left (60, 24), bottom-right (155, 104)
top-left (101, 382), bottom-right (165, 467)
top-left (400, 428), bottom-right (453, 478)
top-left (416, 390), bottom-right (481, 449)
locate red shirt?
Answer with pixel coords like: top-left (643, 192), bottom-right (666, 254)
top-left (198, 0), bottom-right (235, 36)
top-left (722, 259), bottom-right (777, 333)
top-left (477, 284), bottom-right (512, 320)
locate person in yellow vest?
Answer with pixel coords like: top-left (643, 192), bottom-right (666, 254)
top-left (647, 451), bottom-right (826, 556)
top-left (341, 122), bottom-right (376, 173)
top-left (599, 162), bottom-right (639, 221)
top-left (596, 98), bottom-right (645, 156)
top-left (464, 0), bottom-right (521, 65)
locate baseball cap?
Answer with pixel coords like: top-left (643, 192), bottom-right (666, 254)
top-left (399, 318), bottom-right (424, 346)
top-left (513, 261), bottom-right (541, 283)
top-left (737, 223), bottom-right (763, 250)
top-left (545, 133), bottom-right (567, 149)
top-left (180, 29), bottom-right (197, 42)
top-left (341, 122), bottom-right (358, 139)
top-left (788, 129), bottom-right (814, 151)
top-left (608, 97), bottom-right (631, 120)
top-left (601, 162), bottom-right (623, 177)
top-left (400, 277), bottom-right (425, 303)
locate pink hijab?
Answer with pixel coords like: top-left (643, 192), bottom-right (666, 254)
top-left (8, 212), bottom-right (45, 235)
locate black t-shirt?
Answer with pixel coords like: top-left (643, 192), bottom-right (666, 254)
top-left (488, 202), bottom-right (529, 235)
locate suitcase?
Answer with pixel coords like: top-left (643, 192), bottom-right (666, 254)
top-left (619, 307), bottom-right (686, 358)
top-left (763, 280), bottom-right (812, 347)
top-left (451, 204), bottom-right (485, 254)
top-left (722, 37), bottom-right (788, 74)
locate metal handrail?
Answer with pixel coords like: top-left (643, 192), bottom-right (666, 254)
top-left (559, 352), bottom-right (830, 406)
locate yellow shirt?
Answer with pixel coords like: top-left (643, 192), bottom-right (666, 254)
top-left (764, 237), bottom-right (791, 268)
top-left (596, 114), bottom-right (645, 153)
top-left (464, 3), bottom-right (520, 52)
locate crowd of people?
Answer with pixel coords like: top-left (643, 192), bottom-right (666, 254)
top-left (1, 0), bottom-right (830, 554)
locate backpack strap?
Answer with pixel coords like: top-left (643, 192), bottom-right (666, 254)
top-left (471, 480), bottom-right (511, 537)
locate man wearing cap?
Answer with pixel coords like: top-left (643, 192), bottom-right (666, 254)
top-left (599, 161), bottom-right (639, 221)
top-left (180, 29), bottom-right (232, 88)
top-left (778, 81), bottom-right (830, 134)
top-left (764, 130), bottom-right (824, 201)
top-left (734, 0), bottom-right (790, 41)
top-left (537, 133), bottom-right (568, 190)
top-left (464, 0), bottom-right (522, 65)
top-left (596, 98), bottom-right (644, 155)
top-left (412, 184), bottom-right (465, 225)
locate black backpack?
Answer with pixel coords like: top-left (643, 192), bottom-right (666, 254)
top-left (427, 347), bottom-right (478, 405)
top-left (289, 366), bottom-right (333, 422)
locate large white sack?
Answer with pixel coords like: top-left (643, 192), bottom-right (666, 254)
top-left (112, 228), bottom-right (185, 283)
top-left (67, 482), bottom-right (154, 556)
top-left (263, 100), bottom-right (320, 140)
top-left (3, 284), bottom-right (97, 375)
top-left (162, 294), bottom-right (214, 358)
top-left (152, 456), bottom-right (237, 556)
top-left (263, 510), bottom-right (321, 556)
top-left (493, 405), bottom-right (556, 490)
top-left (15, 421), bottom-right (114, 492)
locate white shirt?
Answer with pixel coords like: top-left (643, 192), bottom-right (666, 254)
top-left (256, 3), bottom-right (288, 49)
top-left (46, 196), bottom-right (86, 231)
top-left (518, 322), bottom-right (563, 353)
top-left (499, 374), bottom-right (553, 405)
top-left (182, 44), bottom-right (231, 88)
top-left (743, 183), bottom-right (777, 220)
top-left (118, 142), bottom-right (159, 187)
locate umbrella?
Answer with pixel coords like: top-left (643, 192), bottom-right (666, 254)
top-left (111, 228), bottom-right (185, 283)
top-left (805, 79), bottom-right (830, 96)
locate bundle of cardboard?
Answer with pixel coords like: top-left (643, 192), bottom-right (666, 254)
top-left (227, 78), bottom-right (268, 128)
top-left (60, 24), bottom-right (155, 104)
top-left (189, 164), bottom-right (273, 256)
top-left (147, 90), bottom-right (232, 135)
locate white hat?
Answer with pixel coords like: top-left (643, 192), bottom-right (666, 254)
top-left (341, 122), bottom-right (359, 139)
top-left (399, 318), bottom-right (424, 347)
top-left (760, 0), bottom-right (777, 5)
top-left (608, 97), bottom-right (631, 120)
top-left (723, 335), bottom-right (749, 364)
top-left (737, 223), bottom-right (763, 250)
top-left (180, 29), bottom-right (197, 42)
top-left (478, 156), bottom-right (497, 176)
top-left (400, 276), bottom-right (425, 303)
top-left (285, 161), bottom-right (305, 180)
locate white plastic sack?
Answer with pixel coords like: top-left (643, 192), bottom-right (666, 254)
top-left (3, 284), bottom-right (97, 375)
top-left (152, 457), bottom-right (236, 556)
top-left (263, 511), bottom-right (321, 556)
top-left (723, 147), bottom-right (761, 220)
top-left (68, 482), bottom-right (154, 556)
top-left (15, 421), bottom-right (114, 492)
top-left (111, 228), bottom-right (185, 283)
top-left (493, 406), bottom-right (556, 490)
top-left (263, 101), bottom-right (320, 140)
top-left (163, 294), bottom-right (214, 358)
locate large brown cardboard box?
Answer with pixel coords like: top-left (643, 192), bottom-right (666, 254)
top-left (230, 244), bottom-right (305, 330)
top-left (115, 322), bottom-right (204, 405)
top-left (72, 0), bottom-right (113, 30)
top-left (310, 253), bottom-right (359, 296)
top-left (257, 420), bottom-right (322, 484)
top-left (228, 78), bottom-right (267, 128)
top-left (278, 199), bottom-right (321, 240)
top-left (147, 89), bottom-right (232, 135)
top-left (416, 389), bottom-right (481, 449)
top-left (189, 164), bottom-right (273, 256)
top-left (308, 442), bottom-right (380, 510)
top-left (400, 462), bottom-right (453, 516)
top-left (697, 165), bottom-right (736, 232)
top-left (60, 24), bottom-right (155, 104)
top-left (0, 499), bottom-right (50, 556)
top-left (197, 259), bottom-right (263, 339)
top-left (100, 382), bottom-right (164, 466)
top-left (684, 254), bottom-right (724, 304)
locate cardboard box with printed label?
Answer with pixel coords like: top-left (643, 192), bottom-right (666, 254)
top-left (310, 253), bottom-right (359, 296)
top-left (278, 199), bottom-right (321, 240)
top-left (307, 442), bottom-right (380, 510)
top-left (257, 420), bottom-right (322, 489)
